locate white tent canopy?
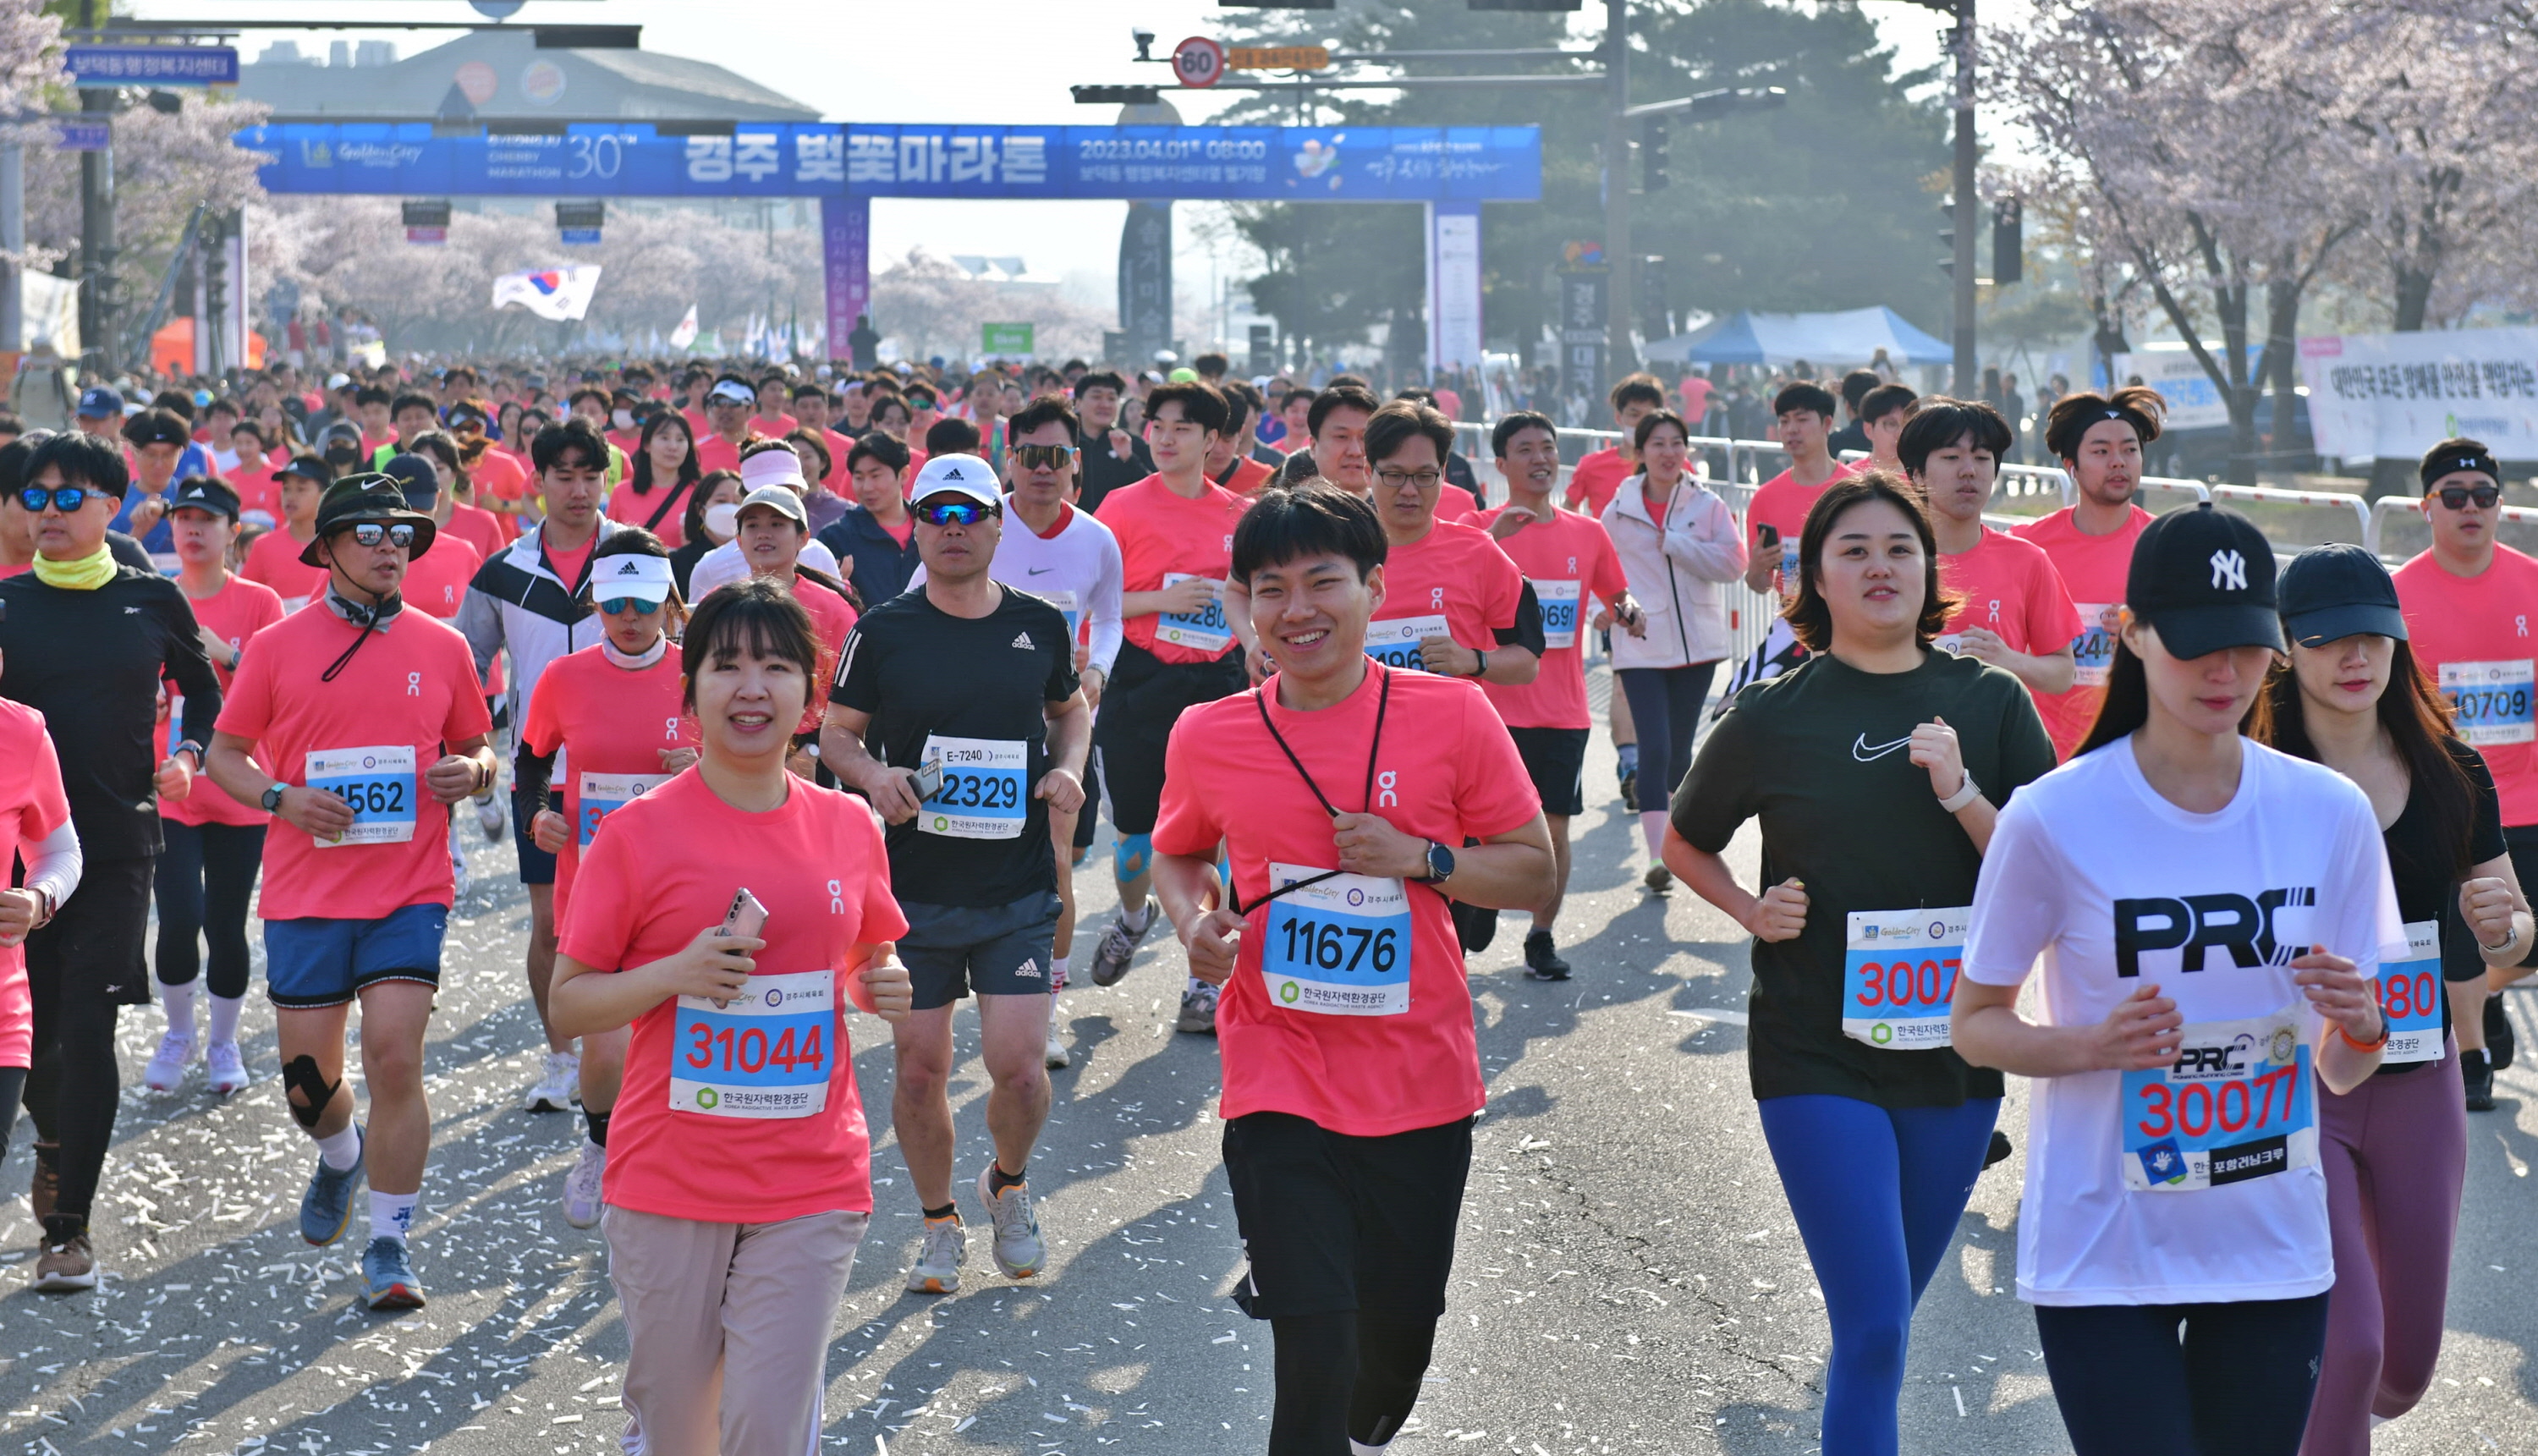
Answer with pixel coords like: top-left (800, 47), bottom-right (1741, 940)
top-left (1643, 306), bottom-right (1951, 368)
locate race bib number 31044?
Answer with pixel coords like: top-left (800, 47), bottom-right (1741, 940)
top-left (670, 969), bottom-right (833, 1119)
top-left (1842, 908), bottom-right (1969, 1049)
top-left (2440, 659), bottom-right (2535, 745)
top-left (2121, 1006), bottom-right (2316, 1192)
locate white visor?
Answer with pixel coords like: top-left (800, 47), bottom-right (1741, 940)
top-left (589, 552), bottom-right (675, 604)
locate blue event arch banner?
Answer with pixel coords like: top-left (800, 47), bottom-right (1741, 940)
top-left (236, 122), bottom-right (1541, 204)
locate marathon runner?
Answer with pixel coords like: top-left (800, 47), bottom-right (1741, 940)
top-left (816, 432), bottom-right (921, 601)
top-left (204, 474), bottom-right (497, 1310)
top-left (145, 477), bottom-right (284, 1098)
top-left (2391, 437), bottom-right (2538, 1109)
top-left (695, 376), bottom-right (759, 477)
top-left (0, 652), bottom-right (79, 1219)
top-left (1083, 382), bottom-right (1251, 1023)
top-left (1854, 382), bottom-right (1918, 474)
top-left (1666, 473), bottom-right (2055, 1454)
top-left (1740, 382), bottom-right (1855, 600)
top-left (457, 416), bottom-right (623, 1115)
top-left (1900, 398), bottom-right (2082, 703)
top-left (240, 453), bottom-right (335, 613)
top-left (0, 431), bottom-right (222, 1293)
top-left (1599, 409), bottom-right (1742, 893)
top-left (1152, 482), bottom-right (1552, 1456)
top-left (601, 411), bottom-right (700, 547)
top-left (1476, 410), bottom-right (1644, 977)
top-left (824, 453), bottom-right (1090, 1294)
top-left (2012, 387), bottom-right (2164, 759)
top-left (1561, 372), bottom-right (1666, 519)
top-left (667, 470), bottom-right (744, 601)
top-left (2255, 544), bottom-right (2533, 1453)
top-left (1955, 503), bottom-right (2399, 1456)
top-left (1267, 383), bottom-right (1378, 495)
top-left (548, 579), bottom-right (912, 1450)
top-left (684, 448), bottom-right (846, 602)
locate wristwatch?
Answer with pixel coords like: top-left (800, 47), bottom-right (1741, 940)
top-left (1418, 839), bottom-right (1457, 883)
top-left (1936, 772), bottom-right (1981, 814)
top-left (261, 782), bottom-right (288, 813)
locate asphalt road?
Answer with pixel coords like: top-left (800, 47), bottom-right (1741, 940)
top-left (7, 689), bottom-right (2538, 1456)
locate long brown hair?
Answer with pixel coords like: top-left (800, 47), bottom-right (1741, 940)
top-left (2250, 637), bottom-right (2480, 871)
top-left (1782, 470), bottom-right (1956, 654)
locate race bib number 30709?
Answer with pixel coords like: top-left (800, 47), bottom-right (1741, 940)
top-left (1841, 908), bottom-right (1969, 1049)
top-left (671, 969), bottom-right (832, 1119)
top-left (2121, 1006), bottom-right (2316, 1192)
top-left (305, 745), bottom-right (417, 847)
top-left (2441, 659), bottom-right (2535, 745)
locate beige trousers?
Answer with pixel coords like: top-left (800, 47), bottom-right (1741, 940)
top-left (602, 1204), bottom-right (868, 1456)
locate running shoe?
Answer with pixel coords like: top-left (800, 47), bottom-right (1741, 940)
top-left (142, 1030), bottom-right (197, 1092)
top-left (1643, 862), bottom-right (1673, 894)
top-left (2487, 995), bottom-right (2517, 1071)
top-left (361, 1237), bottom-right (426, 1311)
top-left (1523, 929), bottom-right (1573, 982)
top-left (205, 1040), bottom-right (250, 1096)
top-left (906, 1215), bottom-right (967, 1295)
top-left (1089, 898), bottom-right (1159, 986)
top-left (1618, 766), bottom-right (1639, 812)
top-left (975, 1166), bottom-right (1047, 1279)
top-left (474, 791), bottom-right (506, 842)
top-left (29, 1145), bottom-right (58, 1231)
top-left (2464, 1048), bottom-right (2497, 1113)
top-left (522, 1051), bottom-right (580, 1113)
top-left (561, 1140), bottom-right (607, 1230)
top-left (1985, 1130), bottom-right (2014, 1170)
top-left (1045, 1019), bottom-right (1072, 1070)
top-left (31, 1222), bottom-right (95, 1293)
top-left (1176, 982), bottom-right (1219, 1036)
top-left (299, 1128), bottom-right (365, 1247)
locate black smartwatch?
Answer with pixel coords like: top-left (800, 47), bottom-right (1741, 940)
top-left (1420, 839), bottom-right (1456, 883)
top-left (261, 782), bottom-right (288, 813)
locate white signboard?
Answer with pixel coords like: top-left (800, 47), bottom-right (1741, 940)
top-left (2111, 350), bottom-right (2235, 431)
top-left (1426, 201), bottom-right (1482, 372)
top-left (2300, 328), bottom-right (2538, 463)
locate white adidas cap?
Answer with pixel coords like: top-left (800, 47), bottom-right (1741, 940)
top-left (908, 453), bottom-right (1001, 510)
top-left (589, 551), bottom-right (674, 605)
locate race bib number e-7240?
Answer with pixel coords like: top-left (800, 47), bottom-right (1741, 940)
top-left (1155, 573), bottom-right (1232, 654)
top-left (1363, 614), bottom-right (1452, 673)
top-left (2380, 920), bottom-right (2443, 1065)
top-left (578, 771), bottom-right (668, 846)
top-left (1842, 908), bottom-right (1969, 1049)
top-left (305, 745), bottom-right (417, 847)
top-left (1531, 579), bottom-right (1582, 651)
top-left (670, 969), bottom-right (832, 1119)
top-left (2439, 659), bottom-right (2535, 745)
top-left (2121, 1005), bottom-right (2316, 1192)
top-left (1259, 863), bottom-right (1410, 1016)
top-left (918, 734), bottom-right (1027, 840)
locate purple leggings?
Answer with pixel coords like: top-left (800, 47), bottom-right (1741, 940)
top-left (2299, 1036), bottom-right (2468, 1456)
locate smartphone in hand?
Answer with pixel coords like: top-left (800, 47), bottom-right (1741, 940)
top-left (912, 760), bottom-right (944, 803)
top-left (711, 889), bottom-right (767, 1008)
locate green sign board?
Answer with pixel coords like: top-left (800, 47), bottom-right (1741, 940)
top-left (981, 322), bottom-right (1035, 355)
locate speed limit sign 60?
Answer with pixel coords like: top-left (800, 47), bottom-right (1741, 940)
top-left (1173, 36), bottom-right (1227, 89)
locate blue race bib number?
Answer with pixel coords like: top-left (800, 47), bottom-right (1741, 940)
top-left (1532, 579), bottom-right (1582, 651)
top-left (305, 745), bottom-right (417, 847)
top-left (2439, 659), bottom-right (2535, 746)
top-left (2072, 602), bottom-right (2117, 688)
top-left (2380, 920), bottom-right (2443, 1065)
top-left (1364, 614), bottom-right (1450, 673)
top-left (919, 734), bottom-right (1028, 840)
top-left (1156, 573), bottom-right (1231, 653)
top-left (670, 969), bottom-right (832, 1119)
top-left (1842, 908), bottom-right (1968, 1049)
top-left (578, 771), bottom-right (668, 847)
top-left (1259, 864), bottom-right (1411, 1016)
top-left (2121, 1006), bottom-right (2316, 1192)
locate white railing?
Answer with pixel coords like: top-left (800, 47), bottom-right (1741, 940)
top-left (2207, 484), bottom-right (2372, 548)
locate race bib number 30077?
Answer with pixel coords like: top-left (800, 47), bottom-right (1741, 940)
top-left (2440, 659), bottom-right (2535, 745)
top-left (2121, 1006), bottom-right (2316, 1192)
top-left (1841, 908), bottom-right (1968, 1049)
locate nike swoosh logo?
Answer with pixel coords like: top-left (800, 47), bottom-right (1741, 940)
top-left (1852, 733), bottom-right (1912, 761)
top-left (1026, 566), bottom-right (1052, 574)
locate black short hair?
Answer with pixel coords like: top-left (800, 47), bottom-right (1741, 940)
top-left (1860, 382), bottom-right (1919, 426)
top-left (847, 432), bottom-right (910, 477)
top-left (354, 386), bottom-right (393, 410)
top-left (1145, 381), bottom-right (1229, 435)
top-left (1491, 410), bottom-right (1557, 459)
top-left (531, 416), bottom-right (610, 475)
top-left (1364, 399), bottom-right (1455, 469)
top-left (1783, 470), bottom-right (1952, 654)
top-left (1073, 370), bottom-right (1128, 398)
top-left (1897, 398), bottom-right (2014, 476)
top-left (1307, 384), bottom-right (1382, 440)
top-left (1280, 387), bottom-right (1317, 411)
top-left (569, 387), bottom-right (608, 411)
top-left (391, 392), bottom-right (438, 421)
top-left (925, 416), bottom-right (981, 457)
top-left (30, 430), bottom-right (131, 498)
top-left (1839, 369), bottom-right (1882, 412)
top-left (1232, 482), bottom-right (1387, 585)
top-left (1608, 373), bottom-right (1666, 415)
top-left (1007, 397), bottom-right (1079, 441)
top-left (790, 382), bottom-right (827, 404)
top-left (680, 576), bottom-right (821, 712)
top-left (2044, 385), bottom-right (2166, 461)
top-left (1772, 382), bottom-right (1838, 420)
top-left (1193, 351), bottom-right (1230, 379)
top-left (231, 418), bottom-right (272, 447)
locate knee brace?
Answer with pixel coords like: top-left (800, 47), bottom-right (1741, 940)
top-left (281, 1055), bottom-right (340, 1129)
top-left (1115, 832), bottom-right (1152, 882)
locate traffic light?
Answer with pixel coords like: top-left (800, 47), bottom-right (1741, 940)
top-left (1640, 117), bottom-right (1669, 192)
top-left (1992, 196), bottom-right (2024, 286)
top-left (1937, 196), bottom-right (1955, 277)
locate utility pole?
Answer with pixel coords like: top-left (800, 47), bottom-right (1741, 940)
top-left (1602, 0), bottom-right (1634, 381)
top-left (1947, 0), bottom-right (1975, 395)
top-left (78, 0), bottom-right (117, 373)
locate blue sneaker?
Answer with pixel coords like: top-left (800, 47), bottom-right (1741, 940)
top-left (361, 1236), bottom-right (426, 1311)
top-left (299, 1129), bottom-right (365, 1247)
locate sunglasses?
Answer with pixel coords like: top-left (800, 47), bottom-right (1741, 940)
top-left (597, 596), bottom-right (662, 615)
top-left (915, 500), bottom-right (997, 527)
top-left (16, 485), bottom-right (96, 514)
top-left (1011, 443), bottom-right (1077, 471)
top-left (341, 522), bottom-right (417, 549)
top-left (448, 417), bottom-right (486, 433)
top-left (2436, 484), bottom-right (2502, 510)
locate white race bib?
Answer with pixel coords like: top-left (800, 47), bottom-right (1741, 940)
top-left (2379, 919), bottom-right (2444, 1065)
top-left (1364, 614), bottom-right (1452, 673)
top-left (2071, 603), bottom-right (2118, 688)
top-left (2120, 1004), bottom-right (2316, 1192)
top-left (1258, 865), bottom-right (1411, 1016)
top-left (918, 733), bottom-right (1028, 839)
top-left (2438, 659), bottom-right (2535, 745)
top-left (1531, 579), bottom-right (1582, 651)
top-left (577, 770), bottom-right (668, 846)
top-left (305, 745), bottom-right (417, 847)
top-left (1155, 573), bottom-right (1232, 653)
top-left (670, 969), bottom-right (834, 1119)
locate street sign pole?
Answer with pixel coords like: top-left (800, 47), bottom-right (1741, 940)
top-left (1602, 0), bottom-right (1634, 383)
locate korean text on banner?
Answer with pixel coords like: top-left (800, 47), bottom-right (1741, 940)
top-left (2301, 328), bottom-right (2538, 463)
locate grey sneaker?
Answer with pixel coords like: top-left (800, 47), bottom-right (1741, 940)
top-left (299, 1128), bottom-right (365, 1246)
top-left (361, 1236), bottom-right (426, 1311)
top-left (906, 1215), bottom-right (967, 1295)
top-left (561, 1139), bottom-right (607, 1229)
top-left (975, 1167), bottom-right (1047, 1279)
top-left (1176, 982), bottom-right (1220, 1036)
top-left (1089, 898), bottom-right (1159, 986)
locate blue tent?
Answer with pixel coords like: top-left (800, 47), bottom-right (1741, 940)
top-left (1644, 306), bottom-right (1951, 367)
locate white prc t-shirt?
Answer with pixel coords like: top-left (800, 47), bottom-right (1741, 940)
top-left (1962, 736), bottom-right (2403, 1307)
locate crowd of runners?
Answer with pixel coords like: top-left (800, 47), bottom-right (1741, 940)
top-left (0, 349), bottom-right (2530, 1454)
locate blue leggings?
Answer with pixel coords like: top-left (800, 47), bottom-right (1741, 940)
top-left (1757, 1094), bottom-right (2001, 1456)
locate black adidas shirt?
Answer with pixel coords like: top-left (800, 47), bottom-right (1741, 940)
top-left (832, 583), bottom-right (1079, 908)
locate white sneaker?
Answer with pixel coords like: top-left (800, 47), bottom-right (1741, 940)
top-left (143, 1030), bottom-right (196, 1092)
top-left (561, 1140), bottom-right (607, 1229)
top-left (474, 793), bottom-right (506, 843)
top-left (975, 1166), bottom-right (1047, 1279)
top-left (1045, 1012), bottom-right (1072, 1069)
top-left (522, 1051), bottom-right (580, 1113)
top-left (205, 1040), bottom-right (250, 1096)
top-left (906, 1215), bottom-right (967, 1294)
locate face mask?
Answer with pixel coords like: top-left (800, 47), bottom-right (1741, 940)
top-left (326, 443), bottom-right (360, 466)
top-left (704, 502), bottom-right (740, 539)
top-left (613, 409), bottom-right (634, 430)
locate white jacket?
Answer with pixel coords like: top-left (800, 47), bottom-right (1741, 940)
top-left (1600, 474), bottom-right (1745, 670)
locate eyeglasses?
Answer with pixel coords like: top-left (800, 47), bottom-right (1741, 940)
top-left (16, 485), bottom-right (94, 514)
top-left (342, 522), bottom-right (417, 549)
top-left (2436, 484), bottom-right (2502, 510)
top-left (597, 596), bottom-right (661, 615)
top-left (1376, 468), bottom-right (1444, 490)
top-left (1011, 443), bottom-right (1078, 471)
top-left (915, 500), bottom-right (997, 527)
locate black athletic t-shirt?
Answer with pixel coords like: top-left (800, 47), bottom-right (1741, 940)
top-left (1673, 649), bottom-right (2056, 1107)
top-left (832, 583), bottom-right (1080, 908)
top-left (2375, 737), bottom-right (2507, 1074)
top-left (0, 564), bottom-right (223, 861)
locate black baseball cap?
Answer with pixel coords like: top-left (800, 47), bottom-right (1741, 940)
top-left (378, 450), bottom-right (440, 509)
top-left (2278, 543), bottom-right (2409, 648)
top-left (2123, 503), bottom-right (2283, 658)
top-left (166, 475), bottom-right (239, 521)
top-left (274, 453), bottom-right (332, 487)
